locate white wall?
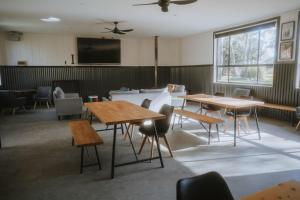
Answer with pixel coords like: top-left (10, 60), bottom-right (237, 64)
top-left (181, 31), bottom-right (213, 65)
top-left (181, 9), bottom-right (299, 65)
top-left (1, 33), bottom-right (181, 66)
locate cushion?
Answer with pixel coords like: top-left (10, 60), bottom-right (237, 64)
top-left (174, 85), bottom-right (185, 93)
top-left (140, 88), bottom-right (166, 93)
top-left (54, 87), bottom-right (65, 99)
top-left (109, 90), bottom-right (139, 95)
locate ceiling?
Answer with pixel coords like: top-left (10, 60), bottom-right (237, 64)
top-left (0, 0), bottom-right (299, 37)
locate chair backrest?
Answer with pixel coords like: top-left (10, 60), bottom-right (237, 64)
top-left (155, 104), bottom-right (174, 134)
top-left (53, 87), bottom-right (65, 100)
top-left (37, 86), bottom-right (52, 98)
top-left (232, 88), bottom-right (251, 98)
top-left (177, 171), bottom-right (234, 200)
top-left (141, 98), bottom-right (152, 109)
top-left (214, 92), bottom-right (224, 97)
top-left (296, 107), bottom-right (300, 118)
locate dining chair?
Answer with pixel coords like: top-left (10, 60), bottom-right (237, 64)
top-left (33, 86), bottom-right (52, 110)
top-left (224, 96), bottom-right (253, 135)
top-left (296, 107), bottom-right (300, 130)
top-left (202, 92), bottom-right (224, 117)
top-left (138, 104), bottom-right (174, 158)
top-left (177, 171), bottom-right (234, 200)
top-left (124, 98), bottom-right (152, 140)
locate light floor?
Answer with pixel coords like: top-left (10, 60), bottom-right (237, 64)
top-left (1, 106), bottom-right (300, 200)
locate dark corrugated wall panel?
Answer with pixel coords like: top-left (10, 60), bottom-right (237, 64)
top-left (0, 66), bottom-right (163, 98)
top-left (1, 64), bottom-right (299, 121)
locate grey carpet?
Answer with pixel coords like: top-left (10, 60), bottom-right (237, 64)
top-left (1, 107), bottom-right (300, 200)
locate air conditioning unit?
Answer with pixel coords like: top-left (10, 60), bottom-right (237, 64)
top-left (6, 31), bottom-right (23, 41)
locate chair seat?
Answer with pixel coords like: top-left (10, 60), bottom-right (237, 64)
top-left (226, 111), bottom-right (250, 117)
top-left (139, 125), bottom-right (164, 137)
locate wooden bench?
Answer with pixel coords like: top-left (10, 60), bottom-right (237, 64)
top-left (69, 120), bottom-right (104, 173)
top-left (172, 109), bottom-right (224, 144)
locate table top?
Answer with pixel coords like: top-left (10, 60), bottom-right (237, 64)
top-left (241, 180), bottom-right (300, 200)
top-left (85, 100), bottom-right (165, 125)
top-left (259, 103), bottom-right (296, 112)
top-left (179, 94), bottom-right (264, 109)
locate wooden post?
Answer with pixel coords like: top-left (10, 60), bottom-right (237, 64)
top-left (154, 36), bottom-right (158, 88)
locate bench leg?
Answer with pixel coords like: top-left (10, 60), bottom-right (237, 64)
top-left (216, 124), bottom-right (220, 142)
top-left (208, 124), bottom-right (211, 145)
top-left (72, 138), bottom-right (74, 146)
top-left (80, 146), bottom-right (84, 174)
top-left (94, 145), bottom-right (102, 170)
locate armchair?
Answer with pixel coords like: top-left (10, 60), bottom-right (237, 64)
top-left (53, 87), bottom-right (83, 120)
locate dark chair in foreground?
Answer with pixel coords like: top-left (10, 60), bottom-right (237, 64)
top-left (138, 104), bottom-right (174, 158)
top-left (124, 98), bottom-right (152, 140)
top-left (296, 107), bottom-right (300, 130)
top-left (34, 86), bottom-right (52, 110)
top-left (0, 90), bottom-right (26, 115)
top-left (177, 171), bottom-right (234, 200)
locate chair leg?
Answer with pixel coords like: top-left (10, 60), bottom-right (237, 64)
top-left (12, 108), bottom-right (16, 115)
top-left (33, 101), bottom-right (37, 110)
top-left (243, 116), bottom-right (250, 130)
top-left (130, 124), bottom-right (134, 138)
top-left (123, 124), bottom-right (130, 140)
top-left (172, 114), bottom-right (176, 130)
top-left (296, 120), bottom-right (300, 130)
top-left (138, 136), bottom-right (147, 154)
top-left (163, 135), bottom-right (173, 157)
top-left (46, 101), bottom-right (50, 109)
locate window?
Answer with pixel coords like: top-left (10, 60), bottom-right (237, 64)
top-left (214, 19), bottom-right (278, 86)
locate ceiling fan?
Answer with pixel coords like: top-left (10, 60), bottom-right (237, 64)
top-left (102, 22), bottom-right (134, 35)
top-left (133, 0), bottom-right (197, 12)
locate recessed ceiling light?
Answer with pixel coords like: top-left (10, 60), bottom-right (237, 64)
top-left (40, 17), bottom-right (61, 22)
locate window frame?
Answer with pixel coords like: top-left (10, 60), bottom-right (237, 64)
top-left (213, 17), bottom-right (280, 86)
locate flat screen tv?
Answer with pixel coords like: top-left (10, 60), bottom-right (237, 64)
top-left (77, 38), bottom-right (121, 64)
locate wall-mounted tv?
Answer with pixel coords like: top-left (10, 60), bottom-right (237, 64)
top-left (77, 38), bottom-right (121, 64)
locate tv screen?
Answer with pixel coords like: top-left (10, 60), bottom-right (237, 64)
top-left (77, 38), bottom-right (121, 64)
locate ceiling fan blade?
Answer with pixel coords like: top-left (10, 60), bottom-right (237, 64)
top-left (101, 31), bottom-right (112, 33)
top-left (133, 2), bottom-right (159, 6)
top-left (117, 31), bottom-right (126, 35)
top-left (105, 28), bottom-right (113, 31)
top-left (170, 0), bottom-right (197, 5)
top-left (120, 29), bottom-right (134, 32)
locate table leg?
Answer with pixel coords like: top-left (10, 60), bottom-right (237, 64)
top-left (254, 107), bottom-right (261, 140)
top-left (153, 120), bottom-right (164, 168)
top-left (126, 123), bottom-right (138, 160)
top-left (111, 124), bottom-right (117, 179)
top-left (234, 108), bottom-right (237, 147)
top-left (0, 135), bottom-right (2, 149)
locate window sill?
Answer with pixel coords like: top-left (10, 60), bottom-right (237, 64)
top-left (213, 82), bottom-right (273, 88)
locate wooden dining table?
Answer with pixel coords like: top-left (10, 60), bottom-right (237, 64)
top-left (85, 100), bottom-right (165, 178)
top-left (179, 94), bottom-right (264, 146)
top-left (241, 180), bottom-right (300, 200)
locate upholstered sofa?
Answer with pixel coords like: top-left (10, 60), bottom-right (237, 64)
top-left (53, 87), bottom-right (83, 120)
top-left (109, 85), bottom-right (186, 112)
